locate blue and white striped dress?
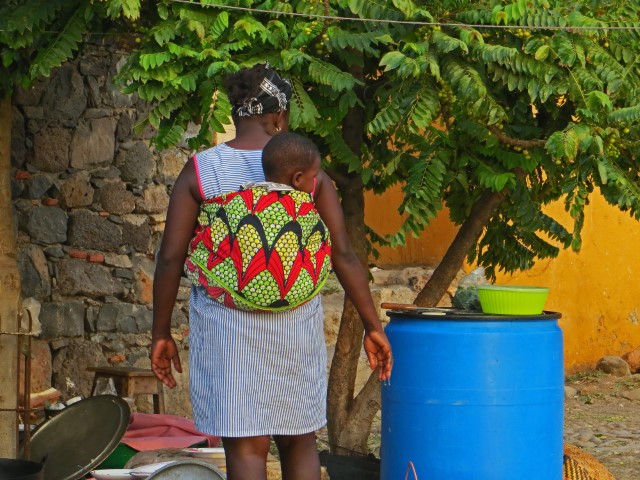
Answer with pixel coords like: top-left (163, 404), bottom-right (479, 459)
top-left (189, 143), bottom-right (328, 437)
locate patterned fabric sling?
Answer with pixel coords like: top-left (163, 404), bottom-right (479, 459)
top-left (185, 184), bottom-right (332, 312)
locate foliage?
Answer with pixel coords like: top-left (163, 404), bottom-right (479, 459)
top-left (0, 0), bottom-right (141, 94)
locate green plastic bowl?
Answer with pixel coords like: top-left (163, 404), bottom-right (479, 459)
top-left (477, 285), bottom-right (549, 315)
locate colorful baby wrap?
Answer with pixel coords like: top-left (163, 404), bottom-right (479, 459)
top-left (185, 185), bottom-right (332, 312)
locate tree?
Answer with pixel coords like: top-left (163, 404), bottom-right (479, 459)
top-left (116, 0), bottom-right (640, 454)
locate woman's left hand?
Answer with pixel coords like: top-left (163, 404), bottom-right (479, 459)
top-left (364, 329), bottom-right (393, 381)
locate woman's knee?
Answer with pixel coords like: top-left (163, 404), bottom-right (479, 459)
top-left (274, 432), bottom-right (317, 452)
top-left (223, 435), bottom-right (271, 460)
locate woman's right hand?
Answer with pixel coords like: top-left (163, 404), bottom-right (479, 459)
top-left (151, 336), bottom-right (183, 388)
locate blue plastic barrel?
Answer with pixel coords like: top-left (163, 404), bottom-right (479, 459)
top-left (381, 311), bottom-right (563, 480)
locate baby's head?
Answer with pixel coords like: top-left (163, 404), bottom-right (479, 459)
top-left (262, 132), bottom-right (321, 194)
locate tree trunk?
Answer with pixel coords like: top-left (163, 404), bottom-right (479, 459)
top-left (414, 191), bottom-right (505, 307)
top-left (327, 59), bottom-right (381, 454)
top-left (0, 95), bottom-right (20, 457)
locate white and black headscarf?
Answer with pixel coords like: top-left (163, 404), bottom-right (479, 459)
top-left (232, 65), bottom-right (291, 117)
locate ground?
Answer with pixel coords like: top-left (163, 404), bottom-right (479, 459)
top-left (564, 371), bottom-right (640, 480)
top-left (315, 371), bottom-right (640, 480)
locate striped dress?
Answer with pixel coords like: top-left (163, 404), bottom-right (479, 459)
top-left (189, 143), bottom-right (328, 437)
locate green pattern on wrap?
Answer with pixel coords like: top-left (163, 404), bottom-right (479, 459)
top-left (185, 186), bottom-right (332, 312)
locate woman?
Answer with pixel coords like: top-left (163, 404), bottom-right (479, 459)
top-left (151, 64), bottom-right (392, 480)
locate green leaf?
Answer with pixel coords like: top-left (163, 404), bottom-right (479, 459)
top-left (534, 45), bottom-right (550, 61)
top-left (379, 51), bottom-right (406, 72)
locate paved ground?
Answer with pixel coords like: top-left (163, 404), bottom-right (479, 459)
top-left (316, 371), bottom-right (640, 479)
top-left (564, 371), bottom-right (640, 480)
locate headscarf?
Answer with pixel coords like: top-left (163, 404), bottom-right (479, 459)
top-left (232, 65), bottom-right (292, 117)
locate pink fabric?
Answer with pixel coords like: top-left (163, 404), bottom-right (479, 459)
top-left (121, 413), bottom-right (221, 451)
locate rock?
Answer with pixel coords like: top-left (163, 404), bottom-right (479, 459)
top-left (40, 301), bottom-right (85, 338)
top-left (56, 259), bottom-right (126, 298)
top-left (12, 79), bottom-right (47, 106)
top-left (17, 244), bottom-right (51, 299)
top-left (171, 308), bottom-right (188, 328)
top-left (116, 111), bottom-right (133, 142)
top-left (116, 141), bottom-right (156, 183)
top-left (136, 308), bottom-right (153, 332)
top-left (622, 347), bottom-right (640, 373)
top-left (79, 55), bottom-right (110, 76)
top-left (41, 65), bottom-right (87, 125)
top-left (96, 303), bottom-right (141, 333)
top-left (60, 171), bottom-right (94, 207)
top-left (121, 215), bottom-right (152, 253)
top-left (621, 388), bottom-right (640, 401)
top-left (86, 75), bottom-right (102, 107)
top-left (26, 206), bottom-right (68, 244)
top-left (69, 118), bottom-right (117, 168)
top-left (27, 174), bottom-right (53, 199)
top-left (21, 297), bottom-right (43, 337)
top-left (44, 245), bottom-right (65, 258)
top-left (97, 180), bottom-right (136, 215)
top-left (133, 255), bottom-right (155, 305)
top-left (565, 386), bottom-right (578, 398)
top-left (104, 253), bottom-right (133, 269)
top-left (158, 148), bottom-right (187, 184)
top-left (11, 106), bottom-right (26, 167)
top-left (68, 209), bottom-right (123, 252)
top-left (31, 127), bottom-right (72, 172)
top-left (596, 356), bottom-right (631, 377)
top-left (136, 184), bottom-right (169, 214)
top-left (52, 339), bottom-right (107, 398)
top-left (103, 69), bottom-right (133, 108)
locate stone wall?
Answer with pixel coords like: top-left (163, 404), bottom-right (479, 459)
top-left (10, 40), bottom-right (192, 415)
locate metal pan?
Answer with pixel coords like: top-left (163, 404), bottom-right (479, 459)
top-left (24, 395), bottom-right (130, 480)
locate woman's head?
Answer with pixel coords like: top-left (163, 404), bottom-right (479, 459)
top-left (224, 64), bottom-right (291, 135)
top-left (262, 132), bottom-right (321, 194)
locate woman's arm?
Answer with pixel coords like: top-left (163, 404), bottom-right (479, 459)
top-left (151, 158), bottom-right (202, 387)
top-left (313, 170), bottom-right (392, 380)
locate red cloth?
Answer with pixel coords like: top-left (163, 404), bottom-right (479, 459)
top-left (121, 412), bottom-right (221, 451)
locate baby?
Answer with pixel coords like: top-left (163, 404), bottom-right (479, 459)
top-left (185, 132), bottom-right (332, 311)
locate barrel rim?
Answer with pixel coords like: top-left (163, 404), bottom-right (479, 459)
top-left (386, 309), bottom-right (561, 321)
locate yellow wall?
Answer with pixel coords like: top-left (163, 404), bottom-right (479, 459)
top-left (364, 185), bottom-right (459, 267)
top-left (367, 189), bottom-right (640, 372)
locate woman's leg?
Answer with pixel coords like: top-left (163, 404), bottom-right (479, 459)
top-left (273, 432), bottom-right (321, 480)
top-left (222, 435), bottom-right (271, 480)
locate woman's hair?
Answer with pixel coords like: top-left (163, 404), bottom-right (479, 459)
top-left (223, 64), bottom-right (270, 107)
top-left (262, 132), bottom-right (319, 179)
top-left (223, 64), bottom-right (291, 117)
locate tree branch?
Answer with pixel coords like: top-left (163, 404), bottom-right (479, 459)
top-left (488, 126), bottom-right (546, 149)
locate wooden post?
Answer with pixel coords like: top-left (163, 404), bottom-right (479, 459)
top-left (0, 95), bottom-right (21, 457)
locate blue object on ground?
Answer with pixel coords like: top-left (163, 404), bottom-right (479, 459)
top-left (381, 311), bottom-right (564, 480)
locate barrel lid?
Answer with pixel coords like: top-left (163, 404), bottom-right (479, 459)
top-left (386, 308), bottom-right (561, 321)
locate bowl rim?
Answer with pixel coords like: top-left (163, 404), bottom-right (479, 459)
top-left (477, 285), bottom-right (549, 293)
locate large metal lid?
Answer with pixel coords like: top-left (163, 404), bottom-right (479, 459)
top-left (25, 395), bottom-right (130, 480)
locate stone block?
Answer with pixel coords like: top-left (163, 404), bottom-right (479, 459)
top-left (86, 75), bottom-right (102, 107)
top-left (136, 308), bottom-right (153, 332)
top-left (41, 65), bottom-right (87, 125)
top-left (116, 141), bottom-right (156, 183)
top-left (68, 209), bottom-right (123, 252)
top-left (60, 171), bottom-right (94, 208)
top-left (158, 148), bottom-right (187, 184)
top-left (70, 117), bottom-right (117, 168)
top-left (52, 339), bottom-right (107, 398)
top-left (97, 180), bottom-right (136, 215)
top-left (19, 339), bottom-right (52, 396)
top-left (133, 255), bottom-right (155, 305)
top-left (40, 301), bottom-right (85, 338)
top-left (79, 55), bottom-right (111, 76)
top-left (27, 174), bottom-right (53, 199)
top-left (27, 206), bottom-right (68, 244)
top-left (121, 216), bottom-right (152, 253)
top-left (32, 127), bottom-right (72, 172)
top-left (104, 253), bottom-right (133, 269)
top-left (17, 244), bottom-right (51, 299)
top-left (136, 184), bottom-right (169, 214)
top-left (11, 106), bottom-right (26, 167)
top-left (57, 259), bottom-right (126, 298)
top-left (116, 111), bottom-right (133, 142)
